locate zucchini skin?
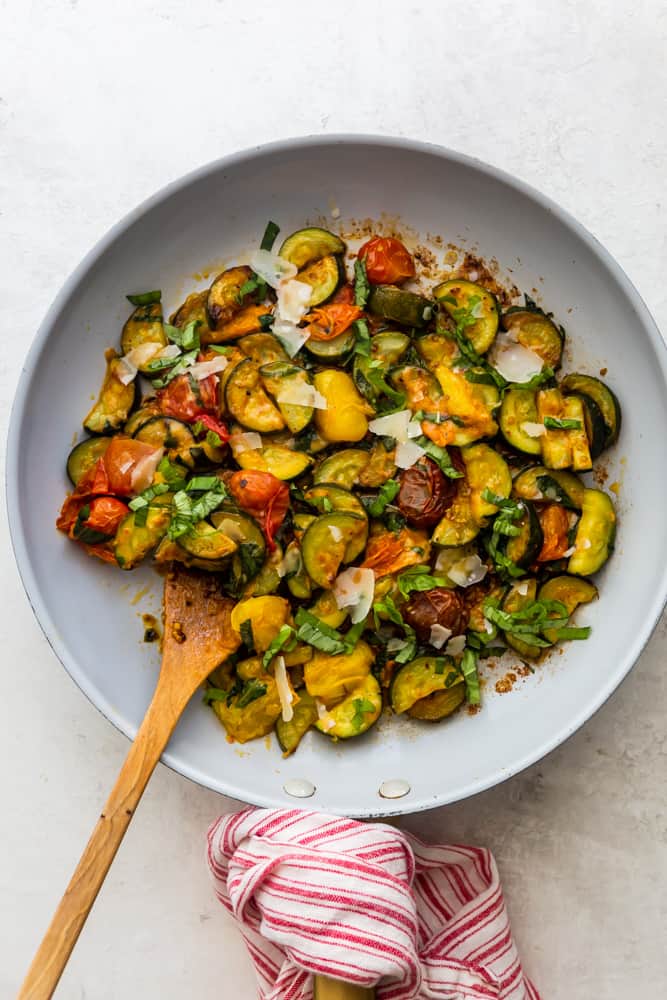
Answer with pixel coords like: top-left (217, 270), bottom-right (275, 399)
top-left (368, 285), bottom-right (433, 327)
top-left (567, 489), bottom-right (616, 576)
top-left (66, 437), bottom-right (110, 486)
top-left (560, 373), bottom-right (621, 446)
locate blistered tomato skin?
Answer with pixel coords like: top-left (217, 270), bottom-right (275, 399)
top-left (403, 588), bottom-right (469, 641)
top-left (358, 236), bottom-right (416, 285)
top-left (396, 458), bottom-right (456, 528)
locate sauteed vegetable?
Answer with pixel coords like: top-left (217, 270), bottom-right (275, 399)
top-left (57, 221), bottom-right (619, 752)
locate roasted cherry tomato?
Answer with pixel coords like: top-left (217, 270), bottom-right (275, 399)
top-left (194, 412), bottom-right (230, 443)
top-left (228, 470), bottom-right (289, 551)
top-left (403, 588), bottom-right (468, 642)
top-left (536, 503), bottom-right (570, 562)
top-left (157, 374), bottom-right (202, 422)
top-left (358, 236), bottom-right (415, 285)
top-left (306, 302), bottom-right (363, 341)
top-left (396, 458), bottom-right (456, 528)
top-left (72, 496), bottom-right (130, 544)
top-left (102, 436), bottom-right (163, 495)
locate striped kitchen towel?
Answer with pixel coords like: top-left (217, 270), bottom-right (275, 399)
top-left (207, 808), bottom-right (540, 1000)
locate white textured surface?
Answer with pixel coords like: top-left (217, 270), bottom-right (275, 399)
top-left (1, 2), bottom-right (666, 997)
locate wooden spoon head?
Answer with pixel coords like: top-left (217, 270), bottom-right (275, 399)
top-left (161, 566), bottom-right (240, 692)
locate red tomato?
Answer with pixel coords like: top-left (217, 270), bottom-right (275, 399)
top-left (198, 373), bottom-right (219, 413)
top-left (228, 470), bottom-right (289, 551)
top-left (306, 302), bottom-right (363, 341)
top-left (72, 496), bottom-right (130, 543)
top-left (102, 436), bottom-right (163, 495)
top-left (358, 236), bottom-right (415, 285)
top-left (194, 413), bottom-right (230, 443)
top-left (537, 504), bottom-right (570, 562)
top-left (157, 374), bottom-right (201, 422)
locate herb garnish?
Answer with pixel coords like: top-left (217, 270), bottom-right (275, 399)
top-left (262, 624), bottom-right (297, 669)
top-left (352, 318), bottom-right (371, 357)
top-left (543, 416), bottom-right (582, 431)
top-left (460, 648), bottom-right (481, 705)
top-left (367, 479), bottom-right (400, 517)
top-left (237, 678), bottom-right (268, 708)
top-left (126, 290), bottom-right (161, 306)
top-left (351, 697), bottom-right (376, 731)
top-left (354, 258), bottom-right (371, 308)
top-left (260, 220), bottom-right (280, 251)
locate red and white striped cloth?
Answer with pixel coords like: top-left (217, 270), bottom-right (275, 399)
top-left (207, 808), bottom-right (540, 1000)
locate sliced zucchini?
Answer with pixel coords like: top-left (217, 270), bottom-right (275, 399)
top-left (499, 388), bottom-right (542, 456)
top-left (368, 285), bottom-right (433, 327)
top-left (408, 684), bottom-right (466, 721)
top-left (415, 331), bottom-right (458, 368)
top-left (113, 495), bottom-right (173, 570)
top-left (313, 449), bottom-right (370, 488)
top-left (571, 392), bottom-right (607, 460)
top-left (236, 444), bottom-right (312, 480)
top-left (315, 675), bottom-right (382, 739)
top-left (432, 482), bottom-right (479, 547)
top-left (282, 540), bottom-right (312, 600)
top-left (305, 327), bottom-right (356, 359)
top-left (462, 443), bottom-right (512, 523)
top-left (512, 465), bottom-right (585, 510)
top-left (536, 389), bottom-right (571, 469)
top-left (307, 589), bottom-right (349, 629)
top-left (293, 512), bottom-right (317, 540)
top-left (66, 437), bottom-right (110, 486)
top-left (567, 489), bottom-right (616, 576)
top-left (562, 395), bottom-right (592, 472)
top-left (259, 362), bottom-right (314, 433)
top-left (275, 689), bottom-right (318, 755)
top-left (538, 575), bottom-right (598, 643)
top-left (83, 353), bottom-right (136, 435)
top-left (428, 366), bottom-right (499, 446)
top-left (390, 365), bottom-right (443, 410)
top-left (390, 655), bottom-right (463, 714)
top-left (170, 290), bottom-right (213, 342)
top-left (120, 302), bottom-right (167, 371)
top-left (301, 512), bottom-right (368, 588)
top-left (502, 308), bottom-right (564, 368)
top-left (225, 359), bottom-right (285, 432)
top-left (178, 520), bottom-right (238, 563)
top-left (279, 227), bottom-right (346, 268)
top-left (242, 544), bottom-right (283, 597)
top-left (207, 265), bottom-right (255, 328)
top-left (433, 279), bottom-right (499, 355)
top-left (123, 401), bottom-right (162, 437)
top-left (238, 332), bottom-right (289, 366)
top-left (504, 500), bottom-right (543, 567)
top-left (304, 484), bottom-right (368, 519)
top-left (210, 509), bottom-right (266, 589)
top-left (560, 373), bottom-right (621, 446)
top-left (501, 579), bottom-right (542, 659)
top-left (133, 417), bottom-right (197, 462)
top-left (297, 254), bottom-right (343, 306)
top-left (357, 440), bottom-right (397, 487)
top-left (211, 305), bottom-right (268, 342)
top-left (371, 330), bottom-right (411, 363)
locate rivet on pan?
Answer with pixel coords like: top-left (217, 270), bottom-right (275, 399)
top-left (283, 778), bottom-right (316, 799)
top-left (378, 779), bottom-right (411, 799)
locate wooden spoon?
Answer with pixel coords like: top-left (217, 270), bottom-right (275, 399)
top-left (19, 566), bottom-right (240, 1000)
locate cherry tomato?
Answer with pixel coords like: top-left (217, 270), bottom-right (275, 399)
top-left (194, 413), bottom-right (230, 443)
top-left (197, 373), bottom-right (219, 413)
top-left (403, 588), bottom-right (469, 642)
top-left (102, 436), bottom-right (163, 495)
top-left (228, 470), bottom-right (289, 551)
top-left (537, 503), bottom-right (571, 562)
top-left (306, 302), bottom-right (363, 341)
top-left (157, 374), bottom-right (202, 422)
top-left (358, 236), bottom-right (415, 285)
top-left (72, 496), bottom-right (130, 543)
top-left (396, 458), bottom-right (456, 528)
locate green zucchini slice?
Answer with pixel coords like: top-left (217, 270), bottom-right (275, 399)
top-left (305, 328), bottom-right (356, 359)
top-left (390, 656), bottom-right (463, 714)
top-left (169, 290), bottom-right (214, 342)
top-left (504, 500), bottom-right (543, 567)
top-left (178, 520), bottom-right (238, 562)
top-left (83, 354), bottom-right (136, 435)
top-left (571, 392), bottom-right (607, 460)
top-left (225, 359), bottom-right (286, 432)
top-left (512, 465), bottom-right (585, 511)
top-left (433, 279), bottom-right (499, 354)
top-left (210, 509), bottom-right (266, 589)
top-left (282, 540), bottom-right (312, 600)
top-left (499, 388), bottom-right (542, 456)
top-left (560, 373), bottom-right (621, 447)
top-left (368, 285), bottom-right (433, 327)
top-left (316, 675), bottom-right (382, 739)
top-left (133, 416), bottom-right (196, 455)
top-left (301, 512), bottom-right (368, 588)
top-left (66, 437), bottom-right (111, 486)
top-left (538, 575), bottom-right (598, 643)
top-left (432, 487), bottom-right (480, 547)
top-left (304, 483), bottom-right (368, 519)
top-left (259, 362), bottom-right (314, 433)
top-left (500, 579), bottom-right (542, 659)
top-left (371, 330), bottom-right (410, 363)
top-left (390, 365), bottom-right (443, 409)
top-left (279, 227), bottom-right (346, 268)
top-left (275, 689), bottom-right (318, 755)
top-left (536, 389), bottom-right (571, 469)
top-left (207, 265), bottom-right (255, 328)
top-left (313, 449), bottom-right (370, 488)
top-left (502, 308), bottom-right (564, 369)
top-left (238, 332), bottom-right (290, 366)
top-left (415, 331), bottom-right (459, 368)
top-left (123, 401), bottom-right (162, 437)
top-left (236, 444), bottom-right (312, 480)
top-left (408, 684), bottom-right (466, 721)
top-left (567, 489), bottom-right (616, 576)
top-left (113, 495), bottom-right (173, 570)
top-left (243, 544), bottom-right (284, 597)
top-left (120, 301), bottom-right (167, 371)
top-left (297, 254), bottom-right (343, 306)
top-left (462, 443), bottom-right (512, 523)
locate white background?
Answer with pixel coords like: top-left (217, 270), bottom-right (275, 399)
top-left (1, 1), bottom-right (666, 997)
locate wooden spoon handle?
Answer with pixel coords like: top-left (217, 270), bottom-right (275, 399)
top-left (18, 685), bottom-right (183, 1000)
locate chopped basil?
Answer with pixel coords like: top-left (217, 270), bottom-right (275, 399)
top-left (164, 320), bottom-right (200, 352)
top-left (354, 258), bottom-right (370, 308)
top-left (262, 624), bottom-right (297, 669)
top-left (259, 313), bottom-right (274, 331)
top-left (353, 318), bottom-right (371, 357)
top-left (351, 697), bottom-right (376, 731)
top-left (239, 619), bottom-right (255, 652)
top-left (260, 220), bottom-right (280, 252)
top-left (367, 479), bottom-right (400, 517)
top-left (397, 564), bottom-right (450, 600)
top-left (206, 429), bottom-right (223, 449)
top-left (126, 289), bottom-right (161, 306)
top-left (481, 493), bottom-right (526, 580)
top-left (236, 678), bottom-right (267, 708)
top-left (186, 475), bottom-right (222, 492)
top-left (536, 474), bottom-right (578, 509)
top-left (150, 348), bottom-right (199, 389)
top-left (361, 359), bottom-right (406, 409)
top-left (460, 648), bottom-right (480, 705)
top-left (167, 479), bottom-right (226, 540)
top-left (209, 345), bottom-right (232, 355)
top-left (482, 596), bottom-right (586, 649)
top-left (237, 273), bottom-right (267, 303)
top-left (202, 686), bottom-right (229, 705)
top-left (295, 609), bottom-right (348, 655)
top-left (157, 457), bottom-right (188, 488)
top-left (543, 416), bottom-right (582, 431)
top-left (415, 437), bottom-right (463, 479)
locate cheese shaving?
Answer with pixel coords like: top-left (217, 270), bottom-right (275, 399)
top-left (447, 554), bottom-right (488, 588)
top-left (445, 635), bottom-right (467, 656)
top-left (333, 567), bottom-right (375, 624)
top-left (515, 580), bottom-right (529, 596)
top-left (188, 356), bottom-right (229, 380)
top-left (229, 431), bottom-right (263, 455)
top-left (395, 439), bottom-right (426, 469)
top-left (429, 624), bottom-right (452, 649)
top-left (329, 525), bottom-right (343, 542)
top-left (316, 699), bottom-right (336, 732)
top-left (130, 447), bottom-right (164, 493)
top-left (521, 421), bottom-right (546, 438)
top-left (275, 381), bottom-right (327, 410)
top-left (563, 545), bottom-right (576, 558)
top-left (490, 335), bottom-right (544, 383)
top-left (115, 355), bottom-right (138, 385)
top-left (277, 279), bottom-right (312, 324)
top-left (273, 319), bottom-right (310, 357)
top-left (248, 249), bottom-right (297, 289)
top-left (386, 637), bottom-right (409, 653)
top-left (274, 655), bottom-right (294, 723)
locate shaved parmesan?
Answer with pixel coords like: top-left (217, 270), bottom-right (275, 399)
top-left (188, 356), bottom-right (229, 380)
top-left (563, 545), bottom-right (576, 558)
top-left (395, 439), bottom-right (426, 469)
top-left (116, 355), bottom-right (138, 385)
top-left (229, 431), bottom-right (262, 455)
top-left (316, 699), bottom-right (336, 732)
top-left (386, 637), bottom-right (409, 653)
top-left (130, 446), bottom-right (164, 493)
top-left (156, 344), bottom-right (182, 360)
top-left (329, 525), bottom-right (343, 542)
top-left (333, 567), bottom-right (375, 624)
top-left (429, 624), bottom-right (452, 649)
top-left (278, 545), bottom-right (301, 579)
top-left (490, 335), bottom-right (544, 383)
top-left (275, 381), bottom-right (327, 410)
top-left (212, 517), bottom-right (248, 544)
top-left (274, 655), bottom-right (294, 723)
top-left (447, 554), bottom-right (488, 588)
top-left (249, 249), bottom-right (297, 288)
top-left (521, 421), bottom-right (546, 438)
top-left (277, 279), bottom-right (312, 324)
top-left (445, 635), bottom-right (467, 656)
top-left (123, 341), bottom-right (171, 372)
top-left (368, 409), bottom-right (413, 439)
top-left (273, 319), bottom-right (310, 357)
top-left (515, 580), bottom-right (529, 596)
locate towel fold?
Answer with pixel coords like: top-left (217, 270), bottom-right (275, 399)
top-left (207, 808), bottom-right (540, 1000)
